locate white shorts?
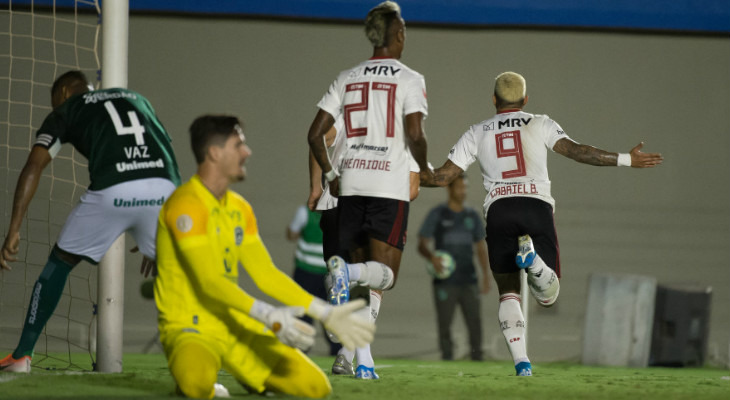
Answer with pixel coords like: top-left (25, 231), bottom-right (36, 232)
top-left (56, 178), bottom-right (177, 263)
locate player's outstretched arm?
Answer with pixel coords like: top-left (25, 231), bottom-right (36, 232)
top-left (628, 142), bottom-right (664, 168)
top-left (239, 239), bottom-right (374, 350)
top-left (1, 147), bottom-right (52, 270)
top-left (249, 301), bottom-right (316, 351)
top-left (307, 298), bottom-right (375, 351)
top-left (421, 160), bottom-right (464, 187)
top-left (553, 138), bottom-right (663, 167)
top-left (177, 240), bottom-right (316, 350)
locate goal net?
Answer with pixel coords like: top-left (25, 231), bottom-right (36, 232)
top-left (0, 0), bottom-right (101, 370)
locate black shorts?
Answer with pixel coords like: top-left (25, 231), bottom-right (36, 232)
top-left (319, 208), bottom-right (339, 261)
top-left (486, 197), bottom-right (560, 277)
top-left (337, 195), bottom-right (409, 253)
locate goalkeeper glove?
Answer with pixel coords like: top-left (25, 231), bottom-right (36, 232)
top-left (250, 300), bottom-right (316, 351)
top-left (307, 298), bottom-right (375, 351)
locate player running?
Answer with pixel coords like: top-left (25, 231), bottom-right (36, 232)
top-left (155, 115), bottom-right (374, 398)
top-left (307, 1), bottom-right (433, 379)
top-left (421, 71), bottom-right (663, 376)
top-left (308, 116), bottom-right (421, 376)
top-left (1, 70), bottom-right (181, 373)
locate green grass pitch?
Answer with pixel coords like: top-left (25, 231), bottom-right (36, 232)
top-left (0, 354), bottom-right (728, 399)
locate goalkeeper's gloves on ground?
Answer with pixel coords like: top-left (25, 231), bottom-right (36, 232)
top-left (250, 300), bottom-right (316, 351)
top-left (307, 298), bottom-right (375, 351)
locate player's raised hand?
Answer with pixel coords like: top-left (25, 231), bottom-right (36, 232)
top-left (265, 306), bottom-right (316, 351)
top-left (629, 142), bottom-right (663, 168)
top-left (1, 232), bottom-right (20, 270)
top-left (322, 299), bottom-right (375, 351)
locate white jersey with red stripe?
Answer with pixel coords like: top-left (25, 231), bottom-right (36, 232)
top-left (316, 117), bottom-right (421, 211)
top-left (447, 109), bottom-right (573, 217)
top-left (316, 117), bottom-right (346, 211)
top-left (317, 57), bottom-right (428, 201)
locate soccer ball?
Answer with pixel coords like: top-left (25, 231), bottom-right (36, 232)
top-left (425, 250), bottom-right (456, 280)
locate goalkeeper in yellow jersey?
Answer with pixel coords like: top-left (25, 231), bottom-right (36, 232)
top-left (155, 115), bottom-right (374, 399)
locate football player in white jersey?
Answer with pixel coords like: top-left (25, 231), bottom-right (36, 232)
top-left (308, 114), bottom-right (421, 377)
top-left (307, 1), bottom-right (433, 379)
top-left (421, 71), bottom-right (663, 376)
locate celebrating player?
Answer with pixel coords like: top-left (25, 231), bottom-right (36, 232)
top-left (155, 115), bottom-right (374, 398)
top-left (0, 70), bottom-right (181, 373)
top-left (308, 116), bottom-right (421, 376)
top-left (421, 71), bottom-right (663, 376)
top-left (307, 0), bottom-right (432, 379)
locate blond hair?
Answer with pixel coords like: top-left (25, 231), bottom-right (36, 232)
top-left (365, 1), bottom-right (402, 48)
top-left (494, 71), bottom-right (526, 104)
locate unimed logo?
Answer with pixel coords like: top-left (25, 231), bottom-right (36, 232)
top-left (113, 196), bottom-right (166, 207)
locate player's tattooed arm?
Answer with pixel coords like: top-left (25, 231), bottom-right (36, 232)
top-left (553, 138), bottom-right (663, 168)
top-left (552, 138), bottom-right (618, 166)
top-left (421, 160), bottom-right (463, 187)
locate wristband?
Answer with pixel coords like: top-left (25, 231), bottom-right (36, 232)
top-left (324, 169), bottom-right (339, 182)
top-left (617, 153), bottom-right (631, 167)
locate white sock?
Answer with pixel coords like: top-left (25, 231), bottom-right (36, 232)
top-left (356, 344), bottom-right (374, 368)
top-left (348, 261), bottom-right (394, 290)
top-left (338, 347), bottom-right (355, 363)
top-left (499, 293), bottom-right (529, 365)
top-left (354, 302), bottom-right (375, 368)
top-left (347, 263), bottom-right (362, 283)
top-left (369, 290), bottom-right (382, 322)
top-left (526, 255), bottom-right (560, 306)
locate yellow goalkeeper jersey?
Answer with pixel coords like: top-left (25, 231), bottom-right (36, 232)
top-left (155, 174), bottom-right (315, 335)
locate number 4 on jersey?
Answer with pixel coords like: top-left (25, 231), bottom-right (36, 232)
top-left (104, 101), bottom-right (146, 146)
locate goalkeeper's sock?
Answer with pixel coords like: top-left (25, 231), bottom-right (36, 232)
top-left (527, 255), bottom-right (560, 306)
top-left (498, 293), bottom-right (529, 365)
top-left (349, 261), bottom-right (394, 290)
top-left (12, 250), bottom-right (75, 359)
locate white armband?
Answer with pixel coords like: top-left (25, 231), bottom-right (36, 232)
top-left (324, 169), bottom-right (339, 182)
top-left (617, 153), bottom-right (631, 167)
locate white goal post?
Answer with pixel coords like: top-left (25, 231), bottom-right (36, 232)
top-left (96, 0), bottom-right (129, 374)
